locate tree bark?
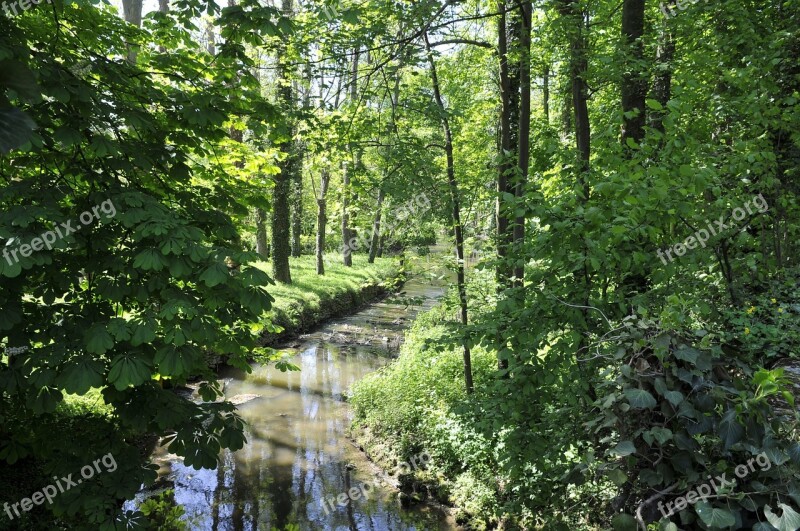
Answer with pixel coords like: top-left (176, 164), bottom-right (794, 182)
top-left (496, 0), bottom-right (514, 294)
top-left (121, 0), bottom-right (143, 63)
top-left (368, 188), bottom-right (385, 263)
top-left (316, 170), bottom-right (331, 275)
top-left (620, 0), bottom-right (647, 149)
top-left (423, 32), bottom-right (474, 395)
top-left (513, 0), bottom-right (532, 286)
top-left (648, 10), bottom-right (674, 134)
top-left (255, 208), bottom-right (269, 259)
top-left (341, 49), bottom-right (360, 267)
top-left (341, 162), bottom-right (353, 267)
top-left (271, 0), bottom-right (294, 284)
top-left (543, 64), bottom-right (550, 124)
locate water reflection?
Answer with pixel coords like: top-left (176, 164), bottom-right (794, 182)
top-left (134, 269), bottom-right (456, 530)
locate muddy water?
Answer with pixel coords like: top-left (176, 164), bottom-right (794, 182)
top-left (140, 260), bottom-right (457, 530)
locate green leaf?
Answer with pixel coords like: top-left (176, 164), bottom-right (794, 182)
top-left (107, 355), bottom-right (151, 390)
top-left (0, 108), bottom-right (36, 153)
top-left (665, 390), bottom-right (684, 407)
top-left (766, 504), bottom-right (800, 531)
top-left (718, 409), bottom-right (744, 450)
top-left (695, 501), bottom-right (736, 528)
top-left (607, 468), bottom-right (628, 486)
top-left (674, 346), bottom-right (700, 364)
top-left (645, 99), bottom-right (664, 111)
top-left (612, 513), bottom-right (637, 531)
top-left (57, 360), bottom-right (105, 395)
top-left (624, 388), bottom-right (657, 409)
top-left (199, 262), bottom-right (230, 287)
top-left (612, 440), bottom-right (636, 457)
top-left (85, 324), bottom-right (115, 354)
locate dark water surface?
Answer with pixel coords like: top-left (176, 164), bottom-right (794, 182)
top-left (130, 259), bottom-right (457, 530)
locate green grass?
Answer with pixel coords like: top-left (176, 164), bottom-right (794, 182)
top-left (252, 254), bottom-right (403, 341)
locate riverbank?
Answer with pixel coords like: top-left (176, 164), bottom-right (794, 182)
top-left (253, 254), bottom-right (404, 345)
top-left (348, 274), bottom-right (499, 530)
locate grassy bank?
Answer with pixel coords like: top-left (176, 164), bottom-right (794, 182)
top-left (348, 281), bottom-right (500, 529)
top-left (253, 254), bottom-right (404, 345)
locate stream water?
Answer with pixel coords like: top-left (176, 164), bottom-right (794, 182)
top-left (132, 259), bottom-right (458, 530)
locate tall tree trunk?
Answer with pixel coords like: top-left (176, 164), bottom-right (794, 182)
top-left (271, 0), bottom-right (294, 284)
top-left (291, 154), bottom-right (303, 257)
top-left (341, 49), bottom-right (360, 267)
top-left (513, 0), bottom-right (532, 286)
top-left (291, 64), bottom-right (312, 258)
top-left (316, 170), bottom-right (331, 275)
top-left (620, 0), bottom-right (647, 149)
top-left (648, 10), bottom-right (674, 134)
top-left (368, 188), bottom-right (385, 263)
top-left (423, 32), bottom-right (474, 395)
top-left (157, 0), bottom-right (168, 53)
top-left (121, 0), bottom-right (143, 62)
top-left (496, 0), bottom-right (514, 295)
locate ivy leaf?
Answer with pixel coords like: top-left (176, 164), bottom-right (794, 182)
top-left (766, 504), bottom-right (800, 531)
top-left (624, 388), bottom-right (657, 409)
top-left (718, 409), bottom-right (744, 450)
top-left (665, 390), bottom-right (684, 407)
top-left (695, 501), bottom-right (736, 528)
top-left (674, 346), bottom-right (700, 364)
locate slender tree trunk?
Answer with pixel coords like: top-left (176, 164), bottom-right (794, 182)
top-left (255, 208), bottom-right (269, 259)
top-left (316, 170), bottom-right (331, 275)
top-left (424, 32), bottom-right (474, 394)
top-left (368, 188), bottom-right (385, 263)
top-left (620, 0), bottom-right (647, 149)
top-left (291, 155), bottom-right (303, 257)
top-left (543, 64), bottom-right (550, 123)
top-left (271, 0), bottom-right (294, 284)
top-left (341, 162), bottom-right (353, 267)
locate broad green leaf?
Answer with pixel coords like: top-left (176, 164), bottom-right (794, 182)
top-left (108, 355), bottom-right (151, 390)
top-left (85, 325), bottom-right (115, 354)
top-left (57, 360), bottom-right (105, 395)
top-left (612, 440), bottom-right (636, 457)
top-left (695, 501), bottom-right (736, 528)
top-left (611, 513), bottom-right (637, 531)
top-left (624, 388), bottom-right (657, 409)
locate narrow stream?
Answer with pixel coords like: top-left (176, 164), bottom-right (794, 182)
top-left (133, 259), bottom-right (458, 530)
